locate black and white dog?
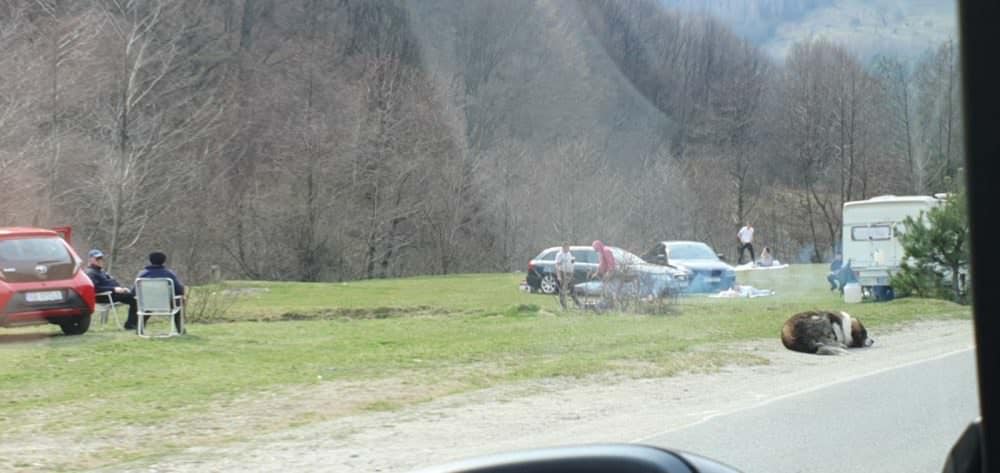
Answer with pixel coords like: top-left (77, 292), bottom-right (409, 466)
top-left (781, 310), bottom-right (875, 355)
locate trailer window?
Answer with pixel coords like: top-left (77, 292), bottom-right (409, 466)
top-left (851, 224), bottom-right (892, 241)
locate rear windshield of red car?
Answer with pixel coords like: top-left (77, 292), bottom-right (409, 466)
top-left (0, 237), bottom-right (73, 267)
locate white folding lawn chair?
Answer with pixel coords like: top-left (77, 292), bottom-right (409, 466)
top-left (94, 291), bottom-right (121, 327)
top-left (134, 278), bottom-right (185, 338)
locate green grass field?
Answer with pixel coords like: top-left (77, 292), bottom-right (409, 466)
top-left (0, 264), bottom-right (971, 470)
top-left (201, 264), bottom-right (969, 329)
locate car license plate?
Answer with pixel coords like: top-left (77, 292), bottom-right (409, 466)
top-left (25, 290), bottom-right (63, 303)
top-left (705, 276), bottom-right (720, 283)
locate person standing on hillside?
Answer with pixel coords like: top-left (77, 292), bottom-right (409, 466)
top-left (737, 223), bottom-right (755, 265)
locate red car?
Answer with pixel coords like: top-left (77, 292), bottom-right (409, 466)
top-left (0, 227), bottom-right (96, 335)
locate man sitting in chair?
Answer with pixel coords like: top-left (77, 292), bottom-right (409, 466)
top-left (137, 251), bottom-right (186, 333)
top-left (85, 249), bottom-right (140, 331)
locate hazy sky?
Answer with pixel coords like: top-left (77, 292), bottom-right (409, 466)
top-left (662, 0), bottom-right (959, 62)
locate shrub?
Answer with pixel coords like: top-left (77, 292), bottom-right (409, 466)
top-left (891, 193), bottom-right (970, 304)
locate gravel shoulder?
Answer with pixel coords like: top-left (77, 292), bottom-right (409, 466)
top-left (96, 318), bottom-right (975, 473)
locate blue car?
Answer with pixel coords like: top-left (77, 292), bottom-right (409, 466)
top-left (642, 241), bottom-right (736, 293)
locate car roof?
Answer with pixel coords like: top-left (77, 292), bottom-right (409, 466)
top-left (661, 241), bottom-right (711, 247)
top-left (534, 245), bottom-right (635, 259)
top-left (0, 227), bottom-right (60, 238)
top-left (608, 246), bottom-right (638, 254)
top-left (539, 246), bottom-right (597, 252)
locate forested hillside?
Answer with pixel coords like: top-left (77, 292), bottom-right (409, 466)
top-left (0, 0), bottom-right (963, 281)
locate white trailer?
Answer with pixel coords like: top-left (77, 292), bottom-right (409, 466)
top-left (841, 194), bottom-right (946, 300)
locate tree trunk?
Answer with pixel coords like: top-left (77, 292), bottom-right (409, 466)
top-left (803, 193), bottom-right (822, 263)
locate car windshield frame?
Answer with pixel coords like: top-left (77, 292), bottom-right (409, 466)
top-left (960, 0), bottom-right (1000, 463)
top-left (6, 0), bottom-right (998, 470)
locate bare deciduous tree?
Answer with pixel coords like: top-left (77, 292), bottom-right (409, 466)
top-left (72, 0), bottom-right (224, 270)
top-left (914, 39), bottom-right (964, 193)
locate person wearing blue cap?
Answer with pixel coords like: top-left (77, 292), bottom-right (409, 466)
top-left (85, 249), bottom-right (140, 331)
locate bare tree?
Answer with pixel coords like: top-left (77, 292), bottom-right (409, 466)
top-left (72, 0), bottom-right (224, 270)
top-left (914, 39), bottom-right (964, 193)
top-left (0, 0), bottom-right (945, 284)
top-left (477, 139), bottom-right (533, 271)
top-left (874, 55), bottom-right (920, 192)
top-left (773, 40), bottom-right (839, 260)
top-left (0, 102), bottom-right (46, 225)
top-left (772, 39), bottom-right (891, 259)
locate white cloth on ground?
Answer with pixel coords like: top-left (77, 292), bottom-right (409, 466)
top-left (708, 285), bottom-right (775, 298)
top-left (733, 261), bottom-right (789, 272)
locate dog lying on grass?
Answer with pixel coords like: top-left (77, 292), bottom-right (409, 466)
top-left (781, 310), bottom-right (875, 355)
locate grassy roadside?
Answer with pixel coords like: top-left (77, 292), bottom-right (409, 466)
top-left (190, 273), bottom-right (539, 320)
top-left (0, 264), bottom-right (970, 470)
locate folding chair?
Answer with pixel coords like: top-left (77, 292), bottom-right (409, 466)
top-left (94, 291), bottom-right (121, 327)
top-left (134, 278), bottom-right (185, 338)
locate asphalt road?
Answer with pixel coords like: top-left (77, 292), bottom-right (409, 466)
top-left (641, 349), bottom-right (979, 473)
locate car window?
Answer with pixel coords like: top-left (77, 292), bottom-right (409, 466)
top-left (571, 250), bottom-right (596, 264)
top-left (642, 243), bottom-right (665, 261)
top-left (0, 237), bottom-right (71, 266)
top-left (537, 250), bottom-right (556, 261)
top-left (665, 243), bottom-right (718, 260)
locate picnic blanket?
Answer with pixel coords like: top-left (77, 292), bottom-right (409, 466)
top-left (733, 261), bottom-right (790, 272)
top-left (708, 285), bottom-right (775, 298)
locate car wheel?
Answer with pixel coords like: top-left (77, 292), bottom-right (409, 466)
top-left (540, 274), bottom-right (558, 294)
top-left (60, 313), bottom-right (91, 336)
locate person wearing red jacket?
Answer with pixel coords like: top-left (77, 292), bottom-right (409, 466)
top-left (589, 240), bottom-right (619, 308)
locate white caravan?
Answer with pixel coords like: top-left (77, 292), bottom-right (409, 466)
top-left (841, 194), bottom-right (947, 300)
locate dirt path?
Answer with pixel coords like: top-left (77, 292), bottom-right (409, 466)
top-left (94, 319), bottom-right (975, 473)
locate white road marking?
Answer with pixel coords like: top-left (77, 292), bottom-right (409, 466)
top-left (630, 346), bottom-right (975, 443)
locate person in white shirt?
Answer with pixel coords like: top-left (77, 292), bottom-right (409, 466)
top-left (737, 223), bottom-right (755, 265)
top-left (554, 243), bottom-right (575, 310)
